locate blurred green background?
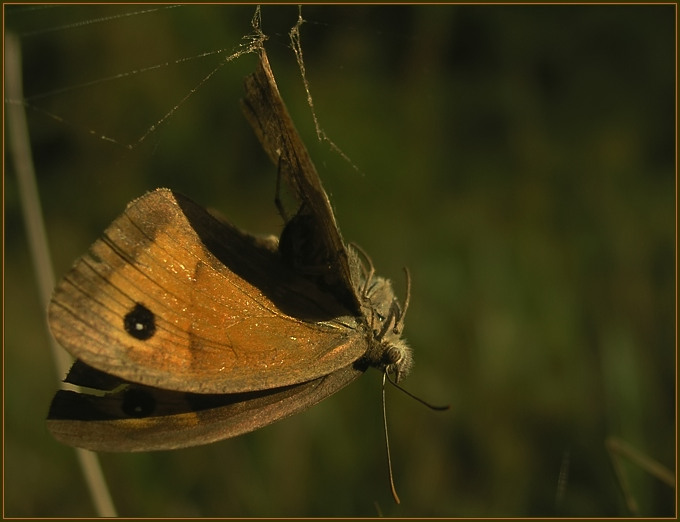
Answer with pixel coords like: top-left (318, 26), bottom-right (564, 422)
top-left (4, 4), bottom-right (675, 517)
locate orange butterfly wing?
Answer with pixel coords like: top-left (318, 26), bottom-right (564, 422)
top-left (48, 189), bottom-right (368, 394)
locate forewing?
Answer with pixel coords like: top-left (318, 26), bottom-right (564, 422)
top-left (240, 50), bottom-right (360, 313)
top-left (47, 359), bottom-right (366, 451)
top-left (48, 189), bottom-right (366, 394)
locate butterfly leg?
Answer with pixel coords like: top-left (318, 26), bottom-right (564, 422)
top-left (274, 153), bottom-right (291, 222)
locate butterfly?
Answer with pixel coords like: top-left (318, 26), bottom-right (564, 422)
top-left (47, 48), bottom-right (413, 455)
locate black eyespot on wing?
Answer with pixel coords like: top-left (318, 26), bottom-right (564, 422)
top-left (121, 387), bottom-right (156, 418)
top-left (123, 303), bottom-right (156, 340)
